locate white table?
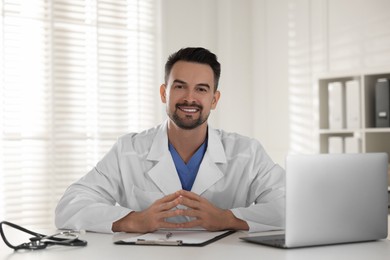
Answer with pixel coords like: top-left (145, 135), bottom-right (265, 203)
top-left (1, 225), bottom-right (390, 260)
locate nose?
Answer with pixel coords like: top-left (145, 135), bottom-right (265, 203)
top-left (183, 88), bottom-right (197, 103)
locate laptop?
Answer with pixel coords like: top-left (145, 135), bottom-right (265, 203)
top-left (241, 153), bottom-right (389, 248)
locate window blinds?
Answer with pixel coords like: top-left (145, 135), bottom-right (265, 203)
top-left (0, 0), bottom-right (158, 229)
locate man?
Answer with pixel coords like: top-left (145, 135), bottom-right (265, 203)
top-left (55, 47), bottom-right (285, 234)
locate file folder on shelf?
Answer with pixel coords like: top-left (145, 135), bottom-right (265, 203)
top-left (328, 82), bottom-right (345, 129)
top-left (344, 137), bottom-right (361, 153)
top-left (328, 136), bottom-right (343, 153)
top-left (345, 80), bottom-right (361, 129)
top-left (375, 78), bottom-right (390, 127)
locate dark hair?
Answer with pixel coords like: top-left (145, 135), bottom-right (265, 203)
top-left (164, 47), bottom-right (221, 91)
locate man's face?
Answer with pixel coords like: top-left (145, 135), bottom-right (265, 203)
top-left (160, 61), bottom-right (220, 130)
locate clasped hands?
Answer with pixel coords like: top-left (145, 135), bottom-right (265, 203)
top-left (112, 190), bottom-right (248, 233)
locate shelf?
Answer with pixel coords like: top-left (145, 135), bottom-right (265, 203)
top-left (317, 71), bottom-right (390, 164)
top-left (319, 129), bottom-right (359, 134)
top-left (364, 128), bottom-right (390, 133)
top-left (318, 128), bottom-right (390, 134)
top-left (365, 132), bottom-right (390, 155)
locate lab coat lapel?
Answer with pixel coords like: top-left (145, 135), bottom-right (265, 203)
top-left (146, 121), bottom-right (182, 195)
top-left (191, 127), bottom-right (227, 195)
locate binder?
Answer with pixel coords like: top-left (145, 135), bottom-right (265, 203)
top-left (344, 137), bottom-right (361, 153)
top-left (328, 82), bottom-right (345, 129)
top-left (114, 230), bottom-right (235, 247)
top-left (328, 136), bottom-right (343, 153)
top-left (375, 78), bottom-right (390, 127)
top-left (345, 80), bottom-right (361, 129)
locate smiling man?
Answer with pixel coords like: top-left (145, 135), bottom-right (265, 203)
top-left (55, 47), bottom-right (285, 234)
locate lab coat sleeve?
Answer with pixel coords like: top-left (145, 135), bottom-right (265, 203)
top-left (231, 163), bottom-right (285, 233)
top-left (55, 141), bottom-right (132, 233)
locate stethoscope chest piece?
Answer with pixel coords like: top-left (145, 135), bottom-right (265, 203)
top-left (26, 237), bottom-right (49, 250)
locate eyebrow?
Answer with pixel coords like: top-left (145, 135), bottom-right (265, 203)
top-left (172, 79), bottom-right (211, 89)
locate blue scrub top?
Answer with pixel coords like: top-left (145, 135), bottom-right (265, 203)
top-left (168, 140), bottom-right (207, 191)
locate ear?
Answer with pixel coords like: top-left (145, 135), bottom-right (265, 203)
top-left (160, 84), bottom-right (167, 103)
top-left (211, 90), bottom-right (220, 110)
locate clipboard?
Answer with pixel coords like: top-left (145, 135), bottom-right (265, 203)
top-left (114, 230), bottom-right (235, 247)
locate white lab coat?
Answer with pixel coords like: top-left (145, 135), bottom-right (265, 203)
top-left (55, 121), bottom-right (285, 233)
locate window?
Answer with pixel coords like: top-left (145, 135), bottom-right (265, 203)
top-left (0, 0), bottom-right (159, 229)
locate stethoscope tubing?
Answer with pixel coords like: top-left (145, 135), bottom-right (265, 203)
top-left (0, 220), bottom-right (87, 250)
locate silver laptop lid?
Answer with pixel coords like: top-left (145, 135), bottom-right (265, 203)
top-left (285, 153), bottom-right (388, 248)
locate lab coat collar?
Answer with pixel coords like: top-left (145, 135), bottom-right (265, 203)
top-left (146, 121), bottom-right (169, 161)
top-left (146, 121), bottom-right (181, 195)
top-left (146, 120), bottom-right (227, 195)
top-left (192, 125), bottom-right (227, 195)
top-left (206, 126), bottom-right (227, 164)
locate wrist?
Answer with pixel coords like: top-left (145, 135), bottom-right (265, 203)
top-left (225, 210), bottom-right (249, 231)
top-left (112, 211), bottom-right (135, 232)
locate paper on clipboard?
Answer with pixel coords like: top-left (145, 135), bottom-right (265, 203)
top-left (114, 230), bottom-right (235, 247)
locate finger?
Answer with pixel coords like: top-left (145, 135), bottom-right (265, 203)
top-left (178, 208), bottom-right (200, 218)
top-left (178, 196), bottom-right (201, 209)
top-left (153, 193), bottom-right (181, 212)
top-left (156, 210), bottom-right (193, 229)
top-left (177, 190), bottom-right (201, 201)
top-left (177, 219), bottom-right (203, 229)
top-left (157, 221), bottom-right (184, 229)
top-left (158, 208), bottom-right (183, 219)
top-left (159, 197), bottom-right (182, 210)
top-left (157, 192), bottom-right (181, 204)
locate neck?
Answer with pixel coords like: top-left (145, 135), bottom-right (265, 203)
top-left (167, 120), bottom-right (208, 163)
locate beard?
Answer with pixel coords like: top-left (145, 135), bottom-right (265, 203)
top-left (168, 103), bottom-right (209, 130)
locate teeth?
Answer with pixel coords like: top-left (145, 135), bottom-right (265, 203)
top-left (180, 107), bottom-right (198, 113)
top-left (183, 108), bottom-right (197, 112)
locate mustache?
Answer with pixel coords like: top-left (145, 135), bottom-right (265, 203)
top-left (175, 102), bottom-right (203, 110)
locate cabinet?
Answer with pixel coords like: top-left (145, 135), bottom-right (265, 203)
top-left (317, 71), bottom-right (390, 162)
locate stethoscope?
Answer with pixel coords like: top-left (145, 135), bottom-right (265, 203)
top-left (0, 221), bottom-right (87, 250)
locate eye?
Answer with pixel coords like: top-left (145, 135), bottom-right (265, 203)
top-left (197, 87), bottom-right (208, 93)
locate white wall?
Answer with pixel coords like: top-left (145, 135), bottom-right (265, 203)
top-left (160, 0), bottom-right (390, 167)
top-left (288, 0), bottom-right (390, 155)
top-left (160, 0), bottom-right (290, 166)
top-left (251, 1), bottom-right (289, 165)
